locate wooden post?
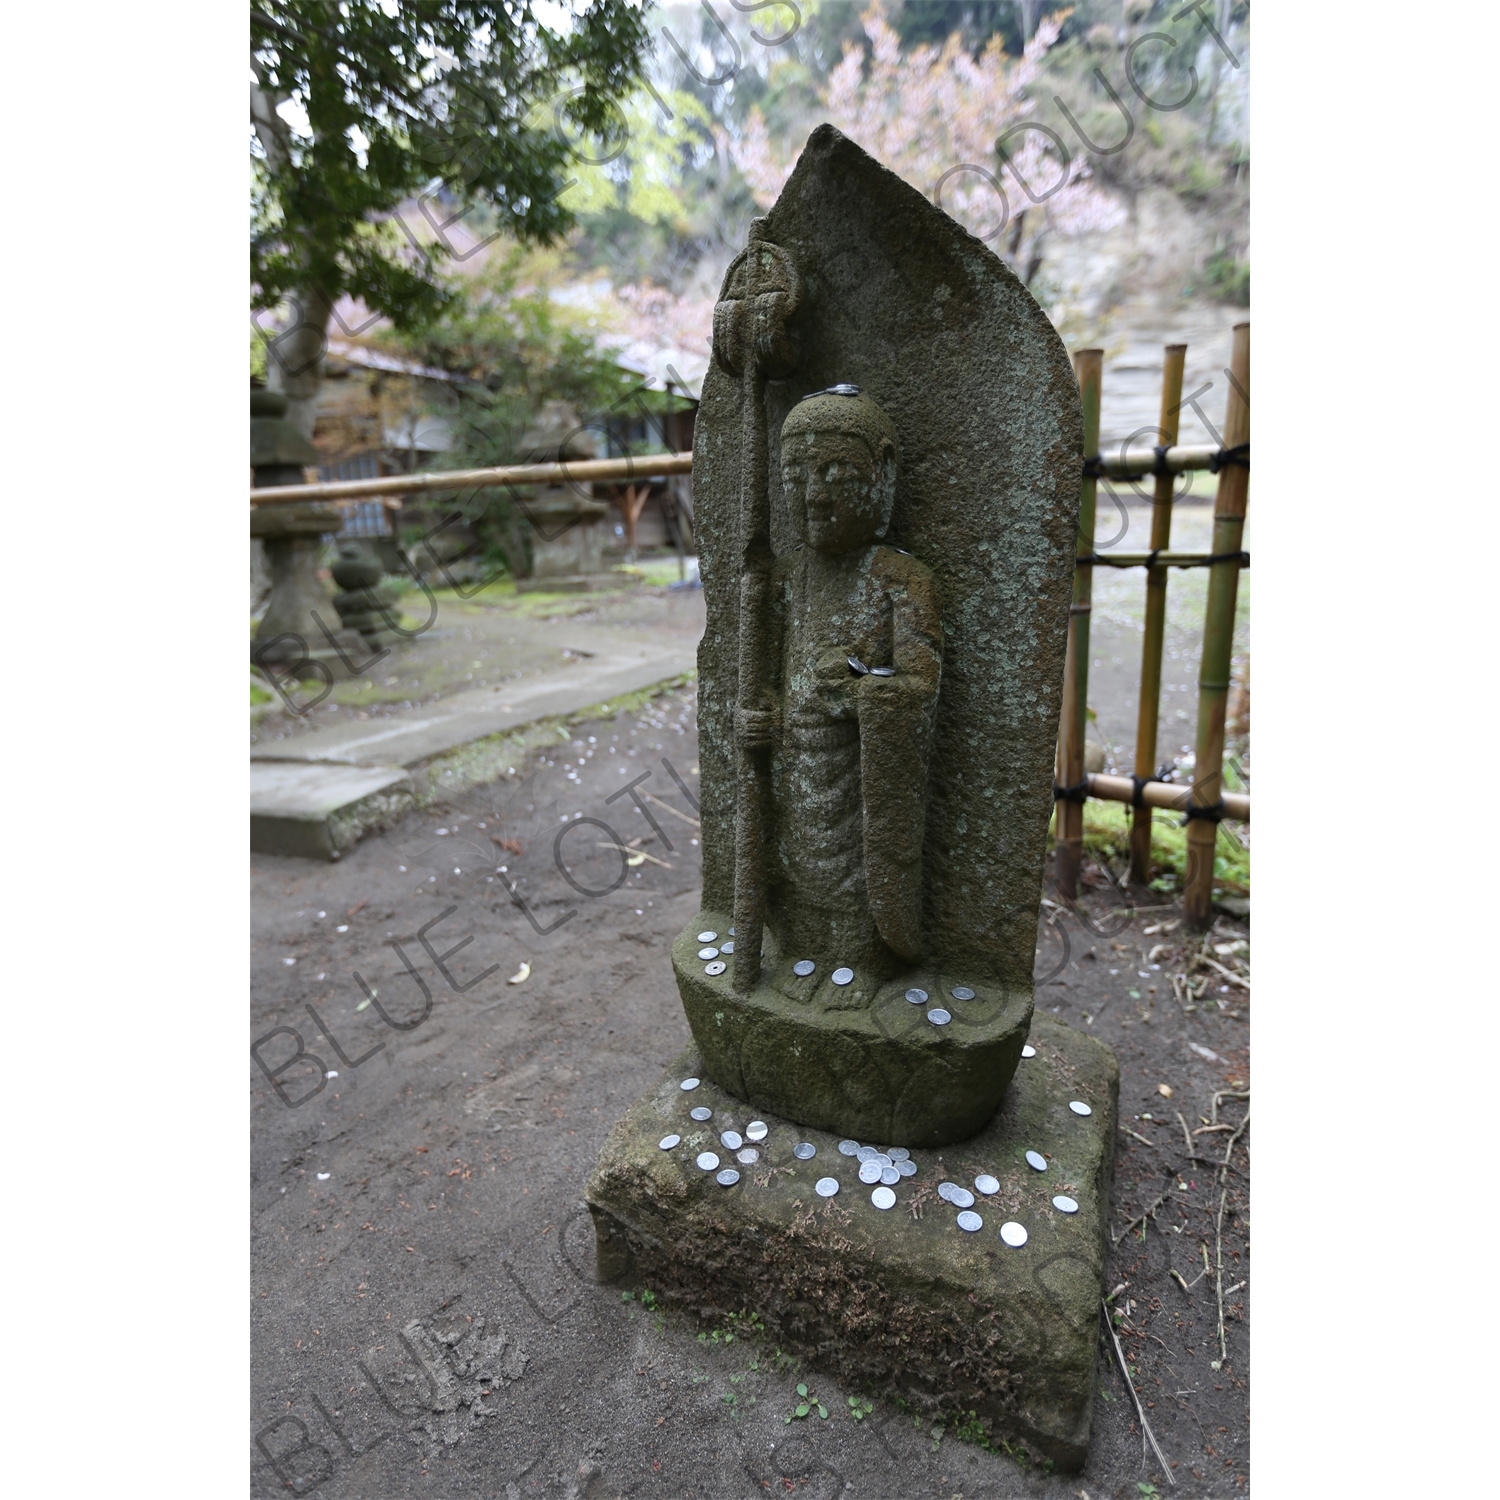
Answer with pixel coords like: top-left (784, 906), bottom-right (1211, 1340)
top-left (1183, 323), bottom-right (1250, 928)
top-left (619, 483), bottom-right (650, 555)
top-left (1128, 344), bottom-right (1188, 884)
top-left (1054, 348), bottom-right (1102, 899)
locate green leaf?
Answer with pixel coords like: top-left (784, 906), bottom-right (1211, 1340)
top-left (796, 1383), bottom-right (807, 1397)
top-left (816, 1404), bottom-right (828, 1419)
top-left (848, 1396), bottom-right (859, 1407)
top-left (795, 1403), bottom-right (810, 1418)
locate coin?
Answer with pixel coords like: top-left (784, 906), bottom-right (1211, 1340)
top-left (1025, 1150), bottom-right (1048, 1172)
top-left (680, 1078), bottom-right (700, 1091)
top-left (697, 931), bottom-right (717, 942)
top-left (950, 1186), bottom-right (976, 1208)
top-left (832, 966), bottom-right (854, 986)
top-left (793, 960), bottom-right (816, 977)
top-left (698, 946), bottom-right (719, 959)
top-left (1069, 1100), bottom-right (1092, 1116)
top-left (838, 1139), bottom-right (861, 1156)
top-left (974, 1174), bottom-right (999, 1195)
top-left (905, 988), bottom-right (928, 1004)
top-left (880, 1166), bottom-right (900, 1186)
top-left (857, 1147), bottom-right (878, 1162)
top-left (887, 1147), bottom-right (910, 1161)
top-left (814, 1177), bottom-right (839, 1198)
top-left (793, 1142), bottom-right (816, 1160)
top-left (937, 1181), bottom-right (959, 1203)
top-left (705, 960), bottom-right (727, 976)
top-left (869, 666), bottom-right (896, 677)
top-left (689, 1106), bottom-right (713, 1122)
top-left (1021, 1044), bottom-right (1037, 1058)
top-left (721, 941), bottom-right (734, 954)
top-left (1053, 1196), bottom-right (1079, 1214)
top-left (721, 1131), bottom-right (744, 1150)
top-left (848, 656), bottom-right (869, 674)
top-left (927, 1008), bottom-right (952, 1025)
top-left (659, 1134), bottom-right (681, 1150)
top-left (999, 1221), bottom-right (1028, 1247)
top-left (871, 1186), bottom-right (897, 1210)
top-left (745, 1121), bottom-right (768, 1142)
top-left (956, 1210), bottom-right (983, 1232)
top-left (872, 1154), bottom-right (892, 1169)
top-left (858, 1160), bottom-right (883, 1184)
top-left (951, 986), bottom-right (976, 1001)
top-left (696, 1152), bottom-right (719, 1171)
top-left (716, 1168), bottom-right (740, 1187)
top-left (736, 1147), bottom-right (760, 1165)
top-left (896, 1159), bottom-right (916, 1177)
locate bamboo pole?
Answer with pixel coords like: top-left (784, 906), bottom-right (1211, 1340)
top-left (1081, 552), bottom-right (1245, 569)
top-left (1094, 442), bottom-right (1223, 477)
top-left (249, 452), bottom-right (695, 506)
top-left (1054, 349), bottom-right (1103, 899)
top-left (1086, 772), bottom-right (1248, 822)
top-left (1183, 324), bottom-right (1250, 928)
top-left (1130, 344), bottom-right (1188, 883)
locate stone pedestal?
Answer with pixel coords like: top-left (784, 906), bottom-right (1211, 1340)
top-left (330, 542), bottom-right (401, 650)
top-left (587, 1013), bottom-right (1118, 1471)
top-left (513, 401), bottom-right (615, 589)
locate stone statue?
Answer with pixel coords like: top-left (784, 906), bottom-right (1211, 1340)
top-left (672, 125), bottom-right (1085, 1146)
top-left (745, 386), bottom-right (941, 976)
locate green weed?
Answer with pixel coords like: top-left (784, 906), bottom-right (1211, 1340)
top-left (784, 1381), bottom-right (828, 1423)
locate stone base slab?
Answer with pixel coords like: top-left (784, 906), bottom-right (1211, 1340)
top-left (585, 1013), bottom-right (1119, 1471)
top-left (250, 761), bottom-right (415, 860)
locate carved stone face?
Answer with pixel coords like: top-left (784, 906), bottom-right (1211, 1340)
top-left (782, 429), bottom-right (895, 555)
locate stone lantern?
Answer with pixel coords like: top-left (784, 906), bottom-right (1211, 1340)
top-left (250, 387), bottom-right (367, 673)
top-left (514, 401), bottom-right (613, 592)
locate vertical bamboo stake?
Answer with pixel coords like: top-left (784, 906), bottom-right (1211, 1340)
top-left (1128, 344), bottom-right (1188, 884)
top-left (1183, 323), bottom-right (1250, 928)
top-left (1054, 348), bottom-right (1102, 899)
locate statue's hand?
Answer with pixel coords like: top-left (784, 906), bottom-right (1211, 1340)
top-left (734, 705), bottom-right (777, 749)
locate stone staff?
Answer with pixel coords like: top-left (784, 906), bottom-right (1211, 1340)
top-left (710, 218), bottom-right (802, 992)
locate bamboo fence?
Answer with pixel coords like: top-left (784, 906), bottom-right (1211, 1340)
top-left (252, 330), bottom-right (1249, 925)
top-left (1055, 323), bottom-right (1250, 927)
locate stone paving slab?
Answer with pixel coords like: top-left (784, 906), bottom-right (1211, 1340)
top-left (251, 640), bottom-right (695, 769)
top-left (586, 1012), bottom-right (1119, 1471)
top-left (250, 761), bottom-right (414, 861)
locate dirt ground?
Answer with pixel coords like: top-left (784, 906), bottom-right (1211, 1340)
top-left (251, 677), bottom-right (1248, 1499)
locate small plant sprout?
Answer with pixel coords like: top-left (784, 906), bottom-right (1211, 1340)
top-left (785, 1381), bottom-right (828, 1422)
top-left (848, 1394), bottom-right (874, 1422)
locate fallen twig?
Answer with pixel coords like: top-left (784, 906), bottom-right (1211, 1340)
top-left (1102, 1299), bottom-right (1175, 1485)
top-left (1113, 1184), bottom-right (1177, 1244)
top-left (1120, 1125), bottom-right (1154, 1147)
top-left (1210, 1090), bottom-right (1251, 1126)
top-left (1213, 1186), bottom-right (1229, 1368)
top-left (1201, 955), bottom-right (1250, 990)
top-left (643, 792), bottom-right (701, 828)
top-left (1169, 1269), bottom-right (1190, 1295)
top-left (596, 841), bottom-right (673, 869)
top-left (346, 897), bottom-right (369, 918)
top-left (1174, 1111), bottom-right (1193, 1155)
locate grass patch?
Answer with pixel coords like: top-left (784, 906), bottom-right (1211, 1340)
top-left (1050, 796), bottom-right (1249, 897)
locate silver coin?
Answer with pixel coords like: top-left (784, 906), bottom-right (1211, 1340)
top-left (814, 1177), bottom-right (840, 1198)
top-left (956, 1210), bottom-right (983, 1232)
top-left (1025, 1150), bottom-right (1048, 1172)
top-left (897, 1159), bottom-right (916, 1177)
top-left (857, 1146), bottom-right (879, 1162)
top-left (697, 931), bottom-right (717, 943)
top-left (869, 666), bottom-right (896, 677)
top-left (689, 1106), bottom-right (713, 1122)
top-left (737, 1147), bottom-right (760, 1165)
top-left (696, 1152), bottom-right (719, 1171)
top-left (745, 1121), bottom-right (768, 1142)
top-left (1069, 1100), bottom-right (1093, 1117)
top-left (858, 1160), bottom-right (883, 1184)
top-left (793, 960), bottom-right (816, 977)
top-left (680, 1078), bottom-right (700, 1091)
top-left (999, 1221), bottom-right (1029, 1248)
top-left (887, 1147), bottom-right (910, 1161)
top-left (716, 1168), bottom-right (740, 1187)
top-left (793, 1142), bottom-right (816, 1160)
top-left (927, 1008), bottom-right (952, 1026)
top-left (847, 656), bottom-right (869, 674)
top-left (705, 961), bottom-right (727, 976)
top-left (721, 941), bottom-right (735, 954)
top-left (950, 1186), bottom-right (976, 1209)
top-left (698, 946), bottom-right (719, 959)
top-left (721, 1131), bottom-right (744, 1150)
top-left (831, 966), bottom-right (854, 986)
top-left (871, 1186), bottom-right (897, 1210)
top-left (974, 1174), bottom-right (999, 1195)
top-left (1053, 1196), bottom-right (1079, 1214)
top-left (905, 988), bottom-right (928, 1004)
top-left (872, 1154), bottom-right (893, 1169)
top-left (659, 1134), bottom-right (681, 1150)
top-left (937, 1181), bottom-right (959, 1203)
top-left (951, 986), bottom-right (976, 1001)
top-left (880, 1165), bottom-right (900, 1186)
top-left (728, 927), bottom-right (735, 935)
top-left (1021, 1044), bottom-right (1037, 1058)
top-left (838, 1139), bottom-right (861, 1156)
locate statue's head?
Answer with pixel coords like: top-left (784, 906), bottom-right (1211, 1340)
top-left (780, 385), bottom-right (897, 554)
